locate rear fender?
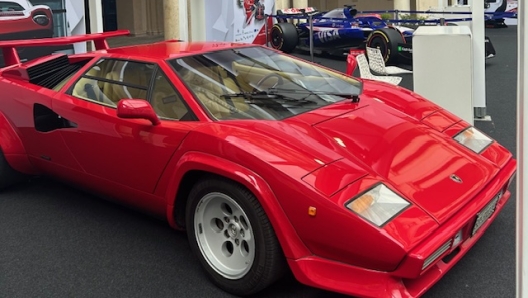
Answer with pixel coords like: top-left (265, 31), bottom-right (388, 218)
top-left (0, 112), bottom-right (38, 174)
top-left (161, 151), bottom-right (311, 259)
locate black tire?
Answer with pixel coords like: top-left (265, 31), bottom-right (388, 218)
top-left (0, 149), bottom-right (26, 189)
top-left (270, 23), bottom-right (298, 53)
top-left (185, 177), bottom-right (286, 296)
top-left (366, 28), bottom-right (405, 66)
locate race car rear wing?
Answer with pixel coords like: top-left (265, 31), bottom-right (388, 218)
top-left (0, 30), bottom-right (130, 67)
top-left (278, 7), bottom-right (319, 15)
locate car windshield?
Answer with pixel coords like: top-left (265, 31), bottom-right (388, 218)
top-left (322, 8), bottom-right (346, 19)
top-left (168, 46), bottom-right (362, 120)
top-left (0, 1), bottom-right (24, 11)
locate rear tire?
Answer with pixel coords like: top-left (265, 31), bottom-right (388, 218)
top-left (0, 149), bottom-right (26, 189)
top-left (366, 28), bottom-right (405, 66)
top-left (270, 23), bottom-right (298, 53)
top-left (186, 177), bottom-right (286, 296)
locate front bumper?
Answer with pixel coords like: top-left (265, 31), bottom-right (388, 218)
top-left (288, 158), bottom-right (516, 298)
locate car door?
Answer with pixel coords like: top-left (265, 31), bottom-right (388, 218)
top-left (52, 57), bottom-right (199, 196)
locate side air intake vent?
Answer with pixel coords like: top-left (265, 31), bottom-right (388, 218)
top-left (27, 54), bottom-right (69, 85)
top-left (35, 63), bottom-right (84, 89)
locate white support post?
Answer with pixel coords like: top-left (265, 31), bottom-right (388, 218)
top-left (275, 0), bottom-right (290, 11)
top-left (164, 0), bottom-right (189, 40)
top-left (517, 0), bottom-right (527, 296)
top-left (88, 0), bottom-right (103, 34)
top-left (292, 0), bottom-right (307, 9)
top-left (189, 0), bottom-right (205, 41)
top-left (163, 0), bottom-right (177, 40)
top-left (468, 0), bottom-right (487, 118)
top-left (394, 0), bottom-right (411, 12)
top-left (178, 0), bottom-right (189, 41)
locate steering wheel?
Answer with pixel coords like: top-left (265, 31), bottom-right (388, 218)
top-left (256, 73), bottom-right (284, 89)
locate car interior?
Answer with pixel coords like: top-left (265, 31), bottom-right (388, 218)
top-left (71, 58), bottom-right (190, 121)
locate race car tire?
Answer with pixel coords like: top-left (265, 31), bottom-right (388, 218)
top-left (186, 176), bottom-right (286, 296)
top-left (270, 23), bottom-right (298, 53)
top-left (366, 28), bottom-right (405, 66)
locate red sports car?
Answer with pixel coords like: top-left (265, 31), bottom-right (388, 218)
top-left (0, 31), bottom-right (516, 298)
top-left (0, 0), bottom-right (53, 40)
top-left (0, 0), bottom-right (54, 66)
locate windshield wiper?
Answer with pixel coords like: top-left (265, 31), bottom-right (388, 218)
top-left (220, 91), bottom-right (278, 100)
top-left (268, 87), bottom-right (362, 103)
top-left (220, 91), bottom-right (317, 106)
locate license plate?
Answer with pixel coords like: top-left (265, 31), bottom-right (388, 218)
top-left (472, 192), bottom-right (502, 236)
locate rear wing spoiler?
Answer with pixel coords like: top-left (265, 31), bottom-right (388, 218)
top-left (0, 30), bottom-right (130, 67)
top-left (278, 7), bottom-right (318, 15)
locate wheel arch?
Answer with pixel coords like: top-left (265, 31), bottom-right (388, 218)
top-left (0, 112), bottom-right (38, 174)
top-left (163, 151), bottom-right (311, 259)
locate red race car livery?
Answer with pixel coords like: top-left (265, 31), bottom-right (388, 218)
top-left (0, 31), bottom-right (516, 298)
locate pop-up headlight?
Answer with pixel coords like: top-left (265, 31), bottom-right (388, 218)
top-left (346, 184), bottom-right (410, 227)
top-left (454, 127), bottom-right (493, 153)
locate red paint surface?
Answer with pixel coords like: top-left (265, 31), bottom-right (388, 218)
top-left (0, 36), bottom-right (516, 298)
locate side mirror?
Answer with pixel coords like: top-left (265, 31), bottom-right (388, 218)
top-left (117, 99), bottom-right (161, 126)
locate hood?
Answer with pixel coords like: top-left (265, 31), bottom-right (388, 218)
top-left (311, 102), bottom-right (499, 224)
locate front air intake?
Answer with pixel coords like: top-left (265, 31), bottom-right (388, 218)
top-left (422, 240), bottom-right (452, 270)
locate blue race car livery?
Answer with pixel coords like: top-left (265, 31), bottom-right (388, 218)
top-left (270, 6), bottom-right (496, 65)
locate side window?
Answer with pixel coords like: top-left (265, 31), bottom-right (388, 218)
top-left (150, 69), bottom-right (190, 120)
top-left (70, 59), bottom-right (154, 107)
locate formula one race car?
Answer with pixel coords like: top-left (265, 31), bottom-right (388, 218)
top-left (484, 0), bottom-right (518, 28)
top-left (270, 6), bottom-right (496, 65)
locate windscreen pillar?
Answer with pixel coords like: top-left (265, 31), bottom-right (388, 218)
top-left (164, 0), bottom-right (189, 40)
top-left (413, 26), bottom-right (474, 124)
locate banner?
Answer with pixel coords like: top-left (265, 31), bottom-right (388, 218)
top-left (0, 0), bottom-right (86, 66)
top-left (205, 0), bottom-right (274, 44)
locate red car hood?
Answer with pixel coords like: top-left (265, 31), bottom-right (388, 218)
top-left (311, 103), bottom-right (499, 224)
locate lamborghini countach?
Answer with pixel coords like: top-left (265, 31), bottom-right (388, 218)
top-left (0, 30), bottom-right (516, 298)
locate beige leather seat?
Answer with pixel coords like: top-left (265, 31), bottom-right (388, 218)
top-left (72, 66), bottom-right (106, 102)
top-left (102, 61), bottom-right (151, 104)
top-left (180, 67), bottom-right (250, 119)
top-left (150, 74), bottom-right (189, 120)
top-left (180, 69), bottom-right (232, 119)
top-left (218, 68), bottom-right (251, 113)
